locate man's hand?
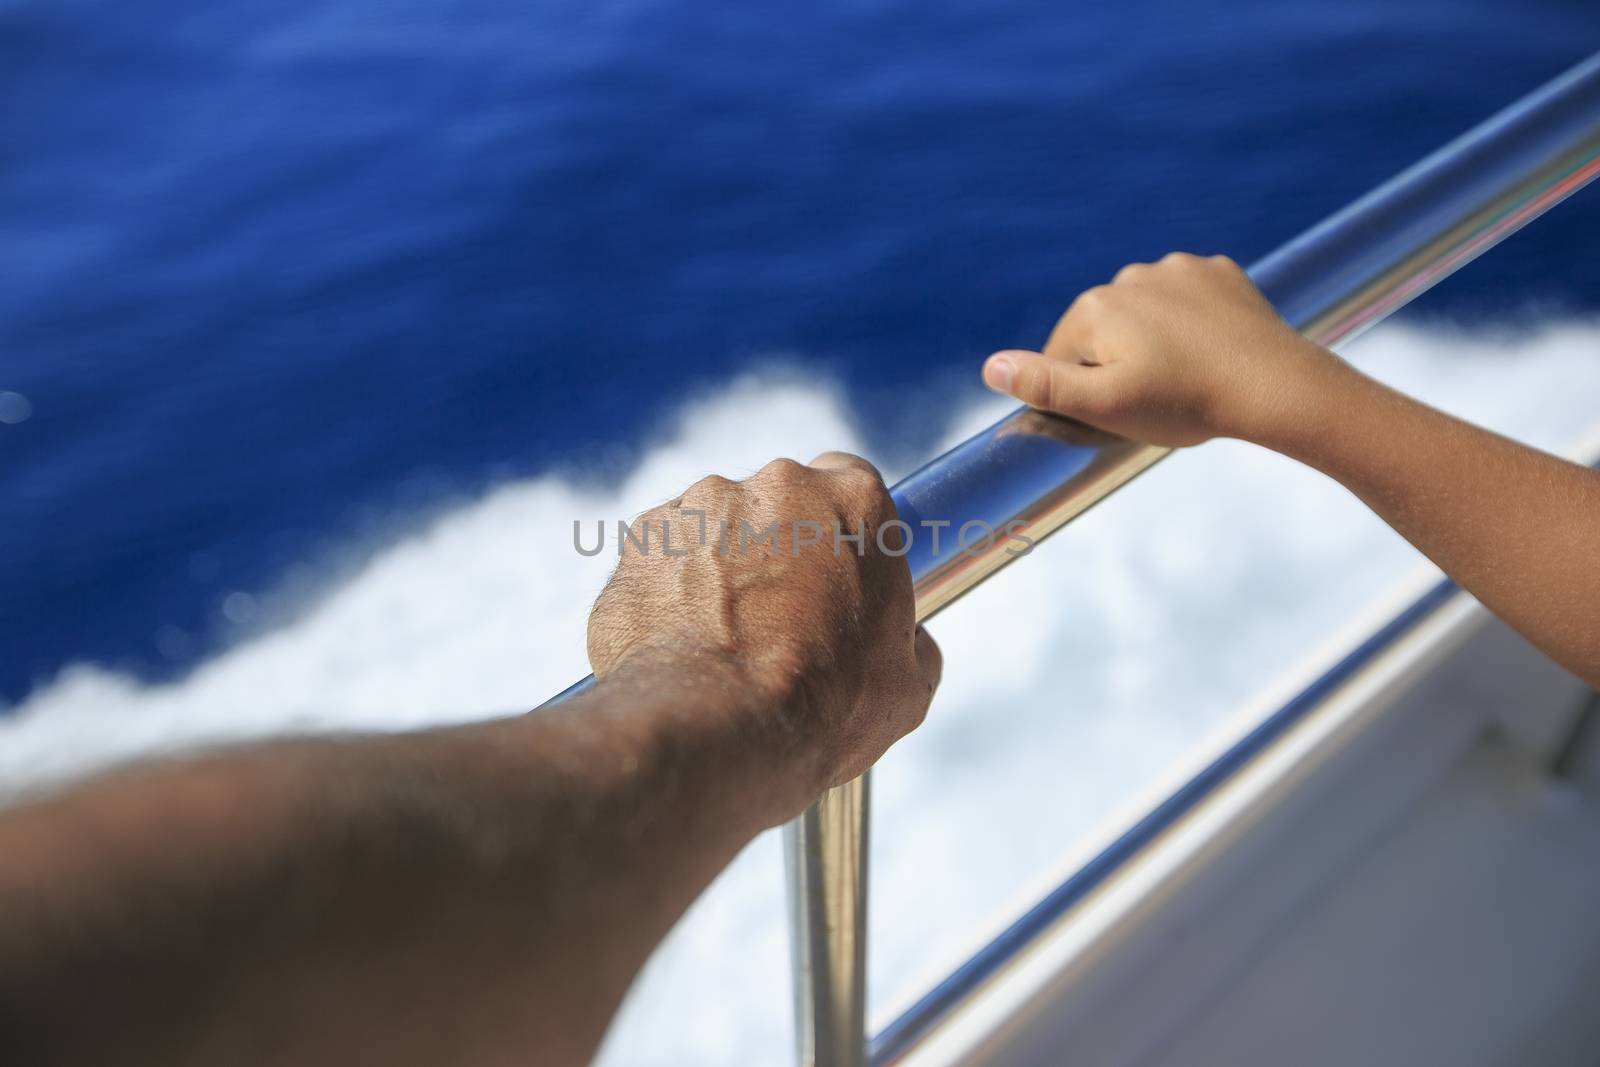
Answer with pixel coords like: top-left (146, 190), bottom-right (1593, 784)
top-left (0, 453), bottom-right (941, 1067)
top-left (588, 452), bottom-right (941, 825)
top-left (981, 252), bottom-right (1337, 446)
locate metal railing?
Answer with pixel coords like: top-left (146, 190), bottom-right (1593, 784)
top-left (544, 51), bottom-right (1600, 1067)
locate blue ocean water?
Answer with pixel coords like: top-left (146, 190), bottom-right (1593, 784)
top-left (2, 1), bottom-right (1598, 704)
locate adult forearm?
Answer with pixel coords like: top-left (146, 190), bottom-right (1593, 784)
top-left (0, 659), bottom-right (794, 1066)
top-left (0, 451), bottom-right (937, 1067)
top-left (1258, 356), bottom-right (1600, 687)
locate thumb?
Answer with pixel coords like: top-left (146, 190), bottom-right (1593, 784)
top-left (983, 349), bottom-right (1115, 421)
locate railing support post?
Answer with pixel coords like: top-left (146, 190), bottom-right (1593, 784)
top-left (785, 772), bottom-right (870, 1067)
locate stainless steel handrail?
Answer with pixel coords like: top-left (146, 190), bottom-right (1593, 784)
top-left (863, 53), bottom-right (1600, 1065)
top-left (541, 51), bottom-right (1600, 1067)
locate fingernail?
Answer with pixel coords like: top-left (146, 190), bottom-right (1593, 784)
top-left (983, 353), bottom-right (1016, 392)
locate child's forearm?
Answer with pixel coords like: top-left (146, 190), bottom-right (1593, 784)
top-left (982, 252), bottom-right (1600, 689)
top-left (1259, 355), bottom-right (1600, 687)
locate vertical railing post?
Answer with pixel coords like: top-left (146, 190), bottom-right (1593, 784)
top-left (785, 773), bottom-right (870, 1067)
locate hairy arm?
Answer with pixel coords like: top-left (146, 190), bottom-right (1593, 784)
top-left (982, 252), bottom-right (1600, 688)
top-left (0, 453), bottom-right (939, 1066)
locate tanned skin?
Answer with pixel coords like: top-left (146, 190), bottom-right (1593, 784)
top-left (0, 453), bottom-right (940, 1066)
top-left (983, 252), bottom-right (1600, 688)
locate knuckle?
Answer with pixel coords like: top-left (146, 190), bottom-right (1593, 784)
top-left (1112, 261), bottom-right (1150, 284)
top-left (1076, 284), bottom-right (1111, 311)
top-left (1209, 253), bottom-right (1246, 280)
top-left (812, 450), bottom-right (877, 477)
top-left (683, 473), bottom-right (736, 502)
top-left (755, 456), bottom-right (807, 484)
top-left (813, 454), bottom-right (887, 503)
top-left (1066, 286), bottom-right (1112, 327)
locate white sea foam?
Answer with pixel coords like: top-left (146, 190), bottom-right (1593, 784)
top-left (2, 321), bottom-right (1598, 1065)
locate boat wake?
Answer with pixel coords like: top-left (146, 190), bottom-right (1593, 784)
top-left (3, 320), bottom-right (1599, 1064)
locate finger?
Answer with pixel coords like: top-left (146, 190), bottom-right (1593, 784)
top-left (914, 625), bottom-right (943, 698)
top-left (982, 349), bottom-right (1116, 421)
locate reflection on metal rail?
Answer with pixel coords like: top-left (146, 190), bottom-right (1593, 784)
top-left (540, 51), bottom-right (1600, 1067)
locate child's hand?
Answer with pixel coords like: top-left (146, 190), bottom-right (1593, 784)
top-left (982, 253), bottom-right (1337, 447)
